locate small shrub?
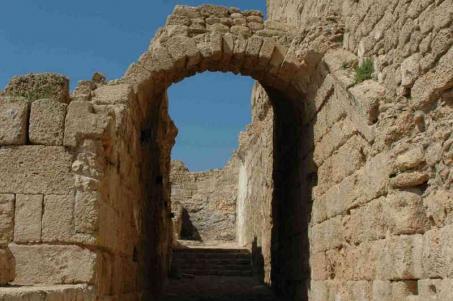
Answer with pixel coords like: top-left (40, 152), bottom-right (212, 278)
top-left (354, 58), bottom-right (374, 84)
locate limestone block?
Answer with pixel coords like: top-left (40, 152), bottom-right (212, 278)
top-left (4, 73), bottom-right (70, 103)
top-left (29, 99), bottom-right (66, 145)
top-left (245, 35), bottom-right (263, 58)
top-left (0, 248), bottom-right (14, 284)
top-left (166, 14), bottom-right (191, 26)
top-left (343, 197), bottom-right (386, 245)
top-left (92, 84), bottom-right (134, 105)
top-left (42, 195), bottom-right (74, 242)
top-left (0, 284), bottom-right (96, 300)
top-left (423, 189), bottom-right (453, 226)
top-left (310, 252), bottom-right (328, 280)
top-left (401, 53), bottom-right (422, 87)
top-left (173, 5), bottom-right (201, 18)
top-left (0, 194), bottom-right (14, 245)
top-left (14, 194), bottom-right (43, 243)
top-left (349, 80), bottom-right (385, 125)
top-left (311, 216), bottom-right (343, 252)
top-left (318, 135), bottom-right (367, 187)
top-left (391, 280), bottom-right (418, 300)
top-left (309, 281), bottom-right (329, 301)
top-left (72, 80), bottom-right (96, 101)
top-left (0, 146), bottom-right (74, 194)
top-left (248, 22), bottom-right (264, 31)
top-left (222, 33), bottom-right (235, 64)
top-left (64, 101), bottom-right (111, 147)
top-left (141, 45), bottom-right (175, 75)
top-left (230, 25), bottom-right (251, 37)
top-left (383, 191), bottom-right (429, 235)
top-left (418, 279), bottom-right (453, 300)
top-left (411, 46), bottom-right (453, 108)
top-left (0, 101), bottom-right (29, 145)
top-left (74, 191), bottom-right (100, 234)
top-left (374, 235), bottom-right (423, 280)
top-left (390, 171), bottom-right (429, 188)
top-left (393, 146), bottom-right (425, 172)
top-left (314, 118), bottom-right (356, 165)
top-left (199, 4), bottom-right (229, 17)
top-left (372, 280), bottom-right (392, 301)
top-left (165, 36), bottom-right (192, 69)
top-left (9, 243), bottom-right (96, 285)
top-left (230, 36), bottom-right (248, 71)
top-left (257, 38), bottom-right (276, 69)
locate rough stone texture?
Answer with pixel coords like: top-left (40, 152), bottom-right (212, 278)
top-left (0, 146), bottom-right (74, 195)
top-left (29, 98), bottom-right (67, 145)
top-left (4, 73), bottom-right (70, 103)
top-left (0, 101), bottom-right (29, 145)
top-left (0, 285), bottom-right (95, 301)
top-left (14, 194), bottom-right (43, 243)
top-left (0, 195), bottom-right (14, 246)
top-left (170, 158), bottom-right (239, 241)
top-left (0, 2), bottom-right (451, 301)
top-left (0, 248), bottom-right (14, 285)
top-left (9, 244), bottom-right (96, 285)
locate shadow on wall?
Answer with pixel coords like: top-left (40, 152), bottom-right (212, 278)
top-left (268, 87), bottom-right (317, 301)
top-left (180, 208), bottom-right (202, 241)
top-left (251, 237), bottom-right (265, 281)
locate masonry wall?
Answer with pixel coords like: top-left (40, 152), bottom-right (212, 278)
top-left (170, 158), bottom-right (239, 242)
top-left (0, 74), bottom-right (176, 300)
top-left (266, 0), bottom-right (453, 300)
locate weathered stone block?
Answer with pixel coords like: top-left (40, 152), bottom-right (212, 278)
top-left (383, 191), bottom-right (429, 235)
top-left (418, 279), bottom-right (453, 300)
top-left (0, 146), bottom-right (74, 194)
top-left (0, 284), bottom-right (96, 300)
top-left (4, 73), bottom-right (70, 103)
top-left (374, 235), bottom-right (423, 280)
top-left (91, 84), bottom-right (134, 105)
top-left (0, 101), bottom-right (29, 145)
top-left (42, 195), bottom-right (74, 242)
top-left (14, 194), bottom-right (43, 242)
top-left (29, 99), bottom-right (66, 145)
top-left (311, 216), bottom-right (343, 252)
top-left (0, 194), bottom-right (14, 245)
top-left (0, 248), bottom-right (14, 284)
top-left (74, 191), bottom-right (100, 234)
top-left (64, 101), bottom-right (111, 147)
top-left (318, 135), bottom-right (367, 188)
top-left (372, 280), bottom-right (392, 301)
top-left (9, 243), bottom-right (96, 285)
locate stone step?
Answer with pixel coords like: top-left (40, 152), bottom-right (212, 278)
top-left (173, 247), bottom-right (253, 277)
top-left (180, 269), bottom-right (253, 277)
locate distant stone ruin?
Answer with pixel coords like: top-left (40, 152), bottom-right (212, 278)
top-left (0, 1), bottom-right (452, 300)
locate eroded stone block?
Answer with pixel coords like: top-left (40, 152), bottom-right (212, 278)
top-left (14, 194), bottom-right (43, 243)
top-left (0, 146), bottom-right (74, 194)
top-left (9, 243), bottom-right (96, 285)
top-left (0, 101), bottom-right (29, 145)
top-left (4, 73), bottom-right (70, 103)
top-left (0, 194), bottom-right (14, 245)
top-left (0, 248), bottom-right (14, 284)
top-left (42, 194), bottom-right (74, 242)
top-left (29, 98), bottom-right (66, 145)
top-left (64, 101), bottom-right (111, 147)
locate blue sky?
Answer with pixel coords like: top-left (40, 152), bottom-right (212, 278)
top-left (0, 0), bottom-right (267, 171)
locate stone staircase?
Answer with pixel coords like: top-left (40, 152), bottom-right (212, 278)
top-left (172, 247), bottom-right (253, 277)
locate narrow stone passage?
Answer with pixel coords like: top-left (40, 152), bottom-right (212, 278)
top-left (162, 242), bottom-right (279, 301)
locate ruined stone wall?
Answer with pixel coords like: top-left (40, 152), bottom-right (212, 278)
top-left (0, 73), bottom-right (176, 300)
top-left (235, 82), bottom-right (274, 282)
top-left (266, 0), bottom-right (453, 300)
top-left (170, 158), bottom-right (239, 242)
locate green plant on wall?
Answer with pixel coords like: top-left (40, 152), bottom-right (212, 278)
top-left (354, 58), bottom-right (374, 84)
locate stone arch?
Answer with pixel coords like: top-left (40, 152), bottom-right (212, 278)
top-left (121, 4), bottom-right (339, 103)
